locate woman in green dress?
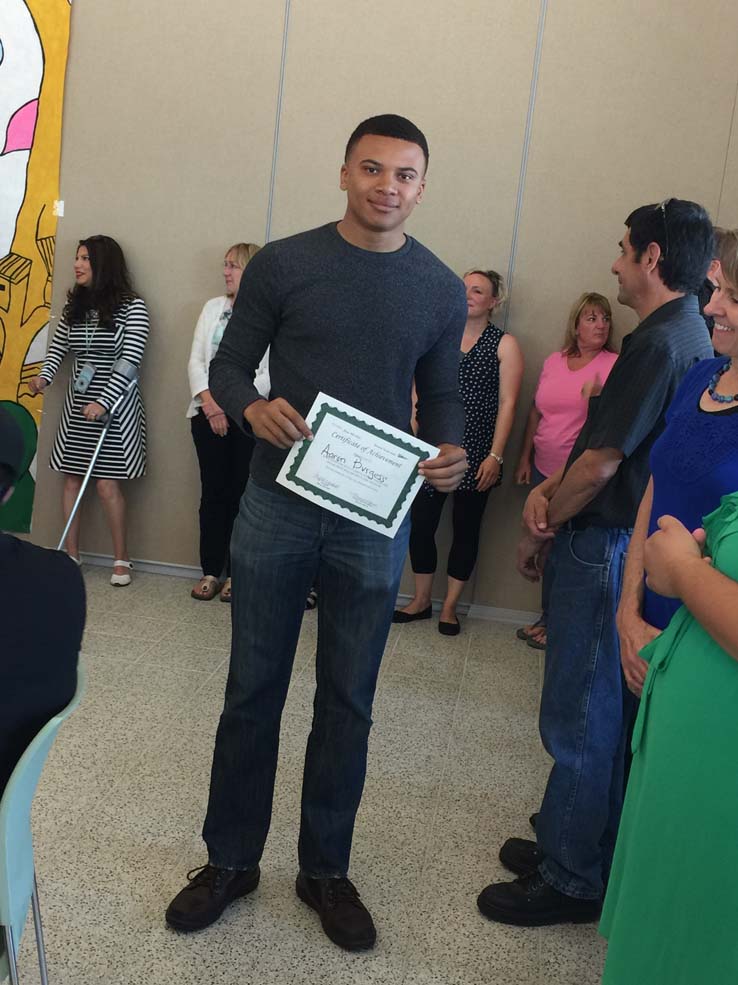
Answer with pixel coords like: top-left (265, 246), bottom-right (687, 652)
top-left (599, 496), bottom-right (738, 983)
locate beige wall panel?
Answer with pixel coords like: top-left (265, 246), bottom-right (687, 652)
top-left (28, 0), bottom-right (738, 612)
top-left (474, 0), bottom-right (738, 611)
top-left (32, 0), bottom-right (286, 563)
top-left (268, 0), bottom-right (541, 602)
top-left (717, 96), bottom-right (738, 228)
top-left (270, 0), bottom-right (541, 272)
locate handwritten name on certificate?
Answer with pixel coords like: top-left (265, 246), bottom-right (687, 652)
top-left (276, 393), bottom-right (438, 538)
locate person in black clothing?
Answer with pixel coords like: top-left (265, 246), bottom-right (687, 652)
top-left (394, 268), bottom-right (524, 635)
top-left (0, 406), bottom-right (85, 796)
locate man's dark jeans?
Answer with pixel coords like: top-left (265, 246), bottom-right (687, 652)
top-left (202, 480), bottom-right (409, 877)
top-left (536, 524), bottom-right (637, 900)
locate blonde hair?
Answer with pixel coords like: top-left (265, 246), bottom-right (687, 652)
top-left (562, 292), bottom-right (617, 356)
top-left (464, 268), bottom-right (506, 306)
top-left (225, 242), bottom-right (261, 268)
top-left (714, 227), bottom-right (738, 289)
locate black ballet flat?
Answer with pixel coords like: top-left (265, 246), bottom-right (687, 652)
top-left (392, 605), bottom-right (432, 624)
top-left (438, 619), bottom-right (460, 636)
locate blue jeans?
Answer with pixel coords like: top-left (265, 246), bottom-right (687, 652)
top-left (202, 480), bottom-right (409, 877)
top-left (536, 525), bottom-right (636, 899)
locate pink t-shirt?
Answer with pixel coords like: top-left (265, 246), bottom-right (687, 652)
top-left (533, 349), bottom-right (619, 477)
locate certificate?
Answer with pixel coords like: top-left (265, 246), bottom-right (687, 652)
top-left (276, 392), bottom-right (438, 538)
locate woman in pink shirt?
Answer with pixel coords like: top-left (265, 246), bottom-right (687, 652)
top-left (514, 292), bottom-right (618, 648)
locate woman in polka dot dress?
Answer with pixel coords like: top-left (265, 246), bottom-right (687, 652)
top-left (394, 269), bottom-right (524, 635)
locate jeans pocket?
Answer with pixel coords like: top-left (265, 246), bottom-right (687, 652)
top-left (567, 529), bottom-right (605, 568)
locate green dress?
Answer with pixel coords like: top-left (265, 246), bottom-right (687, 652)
top-left (599, 493), bottom-right (738, 984)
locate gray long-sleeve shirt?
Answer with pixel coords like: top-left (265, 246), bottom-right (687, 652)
top-left (210, 222), bottom-right (466, 491)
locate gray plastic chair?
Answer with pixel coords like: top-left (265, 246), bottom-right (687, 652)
top-left (0, 669), bottom-right (85, 984)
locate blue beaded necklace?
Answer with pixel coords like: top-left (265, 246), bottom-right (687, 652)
top-left (707, 360), bottom-right (738, 404)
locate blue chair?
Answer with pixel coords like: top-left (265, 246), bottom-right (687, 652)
top-left (0, 669), bottom-right (85, 984)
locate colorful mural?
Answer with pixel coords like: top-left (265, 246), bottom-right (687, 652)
top-left (0, 0), bottom-right (71, 531)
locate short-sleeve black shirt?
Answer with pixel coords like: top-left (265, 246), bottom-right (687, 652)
top-left (564, 295), bottom-right (714, 529)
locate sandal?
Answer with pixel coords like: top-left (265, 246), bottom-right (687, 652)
top-left (305, 588), bottom-right (317, 611)
top-left (220, 578), bottom-right (232, 603)
top-left (191, 575), bottom-right (221, 601)
top-left (527, 625), bottom-right (547, 650)
top-left (516, 617), bottom-right (544, 641)
top-left (111, 559), bottom-right (133, 587)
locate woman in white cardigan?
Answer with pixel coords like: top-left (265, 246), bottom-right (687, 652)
top-left (186, 242), bottom-right (269, 601)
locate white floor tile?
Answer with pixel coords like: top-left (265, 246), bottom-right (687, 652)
top-left (17, 571), bottom-right (606, 984)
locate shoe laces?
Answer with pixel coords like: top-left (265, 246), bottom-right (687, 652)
top-left (324, 878), bottom-right (362, 910)
top-left (515, 870), bottom-right (546, 895)
top-left (185, 864), bottom-right (228, 895)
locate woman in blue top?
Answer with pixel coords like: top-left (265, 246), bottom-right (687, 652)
top-left (617, 227), bottom-right (733, 696)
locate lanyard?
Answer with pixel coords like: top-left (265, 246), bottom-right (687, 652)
top-left (211, 307), bottom-right (232, 354)
top-left (83, 311), bottom-right (99, 357)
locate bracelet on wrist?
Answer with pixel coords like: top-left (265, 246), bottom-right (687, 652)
top-left (489, 451), bottom-right (503, 465)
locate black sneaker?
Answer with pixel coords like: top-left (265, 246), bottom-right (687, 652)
top-left (296, 873), bottom-right (376, 951)
top-left (499, 837), bottom-right (543, 876)
top-left (477, 870), bottom-right (601, 927)
top-left (165, 863), bottom-right (260, 932)
top-left (529, 812), bottom-right (539, 831)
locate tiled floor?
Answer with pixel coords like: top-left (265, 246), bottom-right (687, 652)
top-left (17, 565), bottom-right (607, 984)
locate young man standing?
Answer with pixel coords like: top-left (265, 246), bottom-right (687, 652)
top-left (477, 200), bottom-right (714, 926)
top-left (166, 115), bottom-right (467, 949)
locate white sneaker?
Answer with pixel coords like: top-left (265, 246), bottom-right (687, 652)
top-left (111, 559), bottom-right (133, 586)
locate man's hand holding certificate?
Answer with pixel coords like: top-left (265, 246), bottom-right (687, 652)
top-left (245, 396), bottom-right (314, 449)
top-left (417, 442), bottom-right (468, 491)
top-left (255, 393), bottom-right (466, 537)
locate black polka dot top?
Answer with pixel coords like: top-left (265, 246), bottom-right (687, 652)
top-left (457, 322), bottom-right (505, 492)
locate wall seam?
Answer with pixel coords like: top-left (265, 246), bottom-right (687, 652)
top-left (264, 0), bottom-right (292, 244)
top-left (716, 66), bottom-right (738, 221)
top-left (471, 0), bottom-right (548, 612)
top-left (502, 0), bottom-right (548, 331)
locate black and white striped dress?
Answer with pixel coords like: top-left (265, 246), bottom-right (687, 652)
top-left (40, 297), bottom-right (148, 478)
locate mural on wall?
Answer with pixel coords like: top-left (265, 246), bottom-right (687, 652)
top-left (0, 0), bottom-right (72, 531)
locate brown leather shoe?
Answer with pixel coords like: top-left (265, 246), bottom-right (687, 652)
top-left (296, 874), bottom-right (376, 950)
top-left (165, 864), bottom-right (260, 931)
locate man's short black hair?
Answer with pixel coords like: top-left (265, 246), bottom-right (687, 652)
top-left (626, 199), bottom-right (714, 294)
top-left (345, 114), bottom-right (429, 171)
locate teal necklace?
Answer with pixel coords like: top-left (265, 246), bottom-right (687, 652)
top-left (707, 360), bottom-right (738, 404)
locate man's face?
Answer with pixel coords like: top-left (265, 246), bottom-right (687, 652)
top-left (611, 229), bottom-right (648, 309)
top-left (340, 134), bottom-right (426, 236)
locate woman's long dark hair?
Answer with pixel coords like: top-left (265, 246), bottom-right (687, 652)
top-left (63, 235), bottom-right (137, 328)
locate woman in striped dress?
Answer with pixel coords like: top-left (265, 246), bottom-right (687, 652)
top-left (29, 236), bottom-right (148, 585)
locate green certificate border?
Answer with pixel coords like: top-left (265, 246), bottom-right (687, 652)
top-left (285, 401), bottom-right (430, 529)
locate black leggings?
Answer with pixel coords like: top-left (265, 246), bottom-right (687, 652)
top-left (409, 486), bottom-right (491, 582)
top-left (191, 410), bottom-right (255, 577)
